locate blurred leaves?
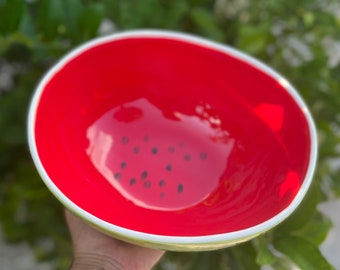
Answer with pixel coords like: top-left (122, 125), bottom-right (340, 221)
top-left (189, 7), bottom-right (224, 41)
top-left (1, 0), bottom-right (340, 269)
top-left (0, 0), bottom-right (26, 35)
top-left (273, 235), bottom-right (334, 270)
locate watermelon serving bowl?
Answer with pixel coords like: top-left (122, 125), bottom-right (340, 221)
top-left (27, 30), bottom-right (317, 251)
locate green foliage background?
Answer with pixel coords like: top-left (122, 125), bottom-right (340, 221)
top-left (0, 0), bottom-right (339, 269)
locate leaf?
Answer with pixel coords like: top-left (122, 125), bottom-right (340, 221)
top-left (228, 242), bottom-right (260, 270)
top-left (36, 0), bottom-right (64, 40)
top-left (0, 84), bottom-right (29, 145)
top-left (161, 1), bottom-right (189, 29)
top-left (271, 256), bottom-right (301, 270)
top-left (0, 0), bottom-right (26, 34)
top-left (19, 9), bottom-right (36, 38)
top-left (302, 11), bottom-right (315, 27)
top-left (189, 7), bottom-right (224, 41)
top-left (254, 236), bottom-right (276, 266)
top-left (78, 3), bottom-right (105, 40)
top-left (189, 252), bottom-right (223, 270)
top-left (330, 169), bottom-right (340, 197)
top-left (295, 211), bottom-right (333, 245)
top-left (61, 0), bottom-right (83, 40)
top-left (273, 235), bottom-right (335, 270)
top-left (237, 23), bottom-right (270, 55)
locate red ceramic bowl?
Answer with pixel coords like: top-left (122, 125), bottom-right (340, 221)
top-left (28, 30), bottom-right (317, 251)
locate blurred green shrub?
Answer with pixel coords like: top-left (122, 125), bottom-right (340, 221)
top-left (0, 0), bottom-right (339, 269)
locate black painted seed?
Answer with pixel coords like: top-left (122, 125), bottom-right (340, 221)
top-left (159, 179), bottom-right (166, 187)
top-left (130, 178), bottom-right (136, 186)
top-left (121, 136), bottom-right (129, 144)
top-left (133, 146), bottom-right (140, 154)
top-left (177, 184), bottom-right (184, 194)
top-left (160, 192), bottom-right (165, 199)
top-left (114, 172), bottom-right (122, 180)
top-left (151, 147), bottom-right (158, 154)
top-left (184, 154), bottom-right (191, 161)
top-left (200, 152), bottom-right (207, 160)
top-left (143, 135), bottom-right (149, 142)
top-left (120, 162), bottom-right (127, 169)
top-left (179, 142), bottom-right (185, 148)
top-left (166, 164), bottom-right (172, 172)
top-left (141, 171), bottom-right (148, 179)
top-left (144, 181), bottom-right (151, 188)
top-left (168, 146), bottom-right (175, 153)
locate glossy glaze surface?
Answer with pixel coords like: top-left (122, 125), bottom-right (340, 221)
top-left (32, 36), bottom-right (312, 236)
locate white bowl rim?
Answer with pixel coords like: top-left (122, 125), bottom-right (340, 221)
top-left (27, 29), bottom-right (318, 247)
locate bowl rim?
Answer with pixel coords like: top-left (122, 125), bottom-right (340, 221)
top-left (27, 29), bottom-right (318, 250)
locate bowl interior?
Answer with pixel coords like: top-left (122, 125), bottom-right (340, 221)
top-left (32, 35), bottom-right (312, 237)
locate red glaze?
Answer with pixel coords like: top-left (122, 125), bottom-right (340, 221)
top-left (34, 37), bottom-right (311, 236)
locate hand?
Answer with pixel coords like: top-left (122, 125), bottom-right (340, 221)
top-left (65, 210), bottom-right (165, 270)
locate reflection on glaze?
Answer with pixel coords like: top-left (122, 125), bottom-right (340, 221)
top-left (86, 98), bottom-right (235, 211)
top-left (255, 104), bottom-right (284, 132)
top-left (279, 171), bottom-right (300, 200)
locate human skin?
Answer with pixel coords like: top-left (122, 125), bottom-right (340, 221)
top-left (65, 210), bottom-right (165, 270)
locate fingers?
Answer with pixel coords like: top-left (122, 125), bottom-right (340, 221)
top-left (65, 209), bottom-right (165, 269)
